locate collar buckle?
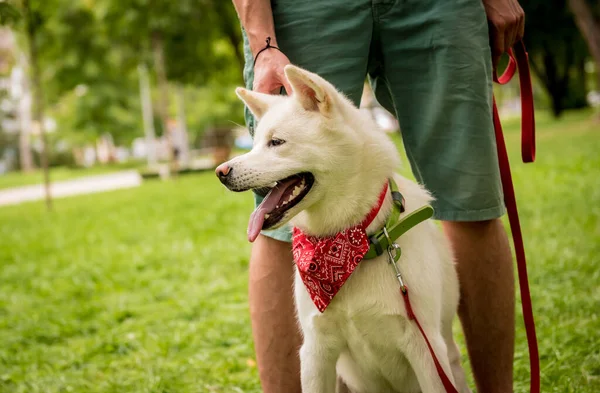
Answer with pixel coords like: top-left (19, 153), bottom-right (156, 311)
top-left (363, 177), bottom-right (435, 261)
top-left (386, 242), bottom-right (406, 292)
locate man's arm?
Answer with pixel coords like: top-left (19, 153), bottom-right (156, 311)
top-left (232, 0), bottom-right (278, 56)
top-left (232, 0), bottom-right (292, 94)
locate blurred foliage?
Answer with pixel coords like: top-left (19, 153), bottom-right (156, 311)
top-left (98, 0), bottom-right (243, 85)
top-left (1, 0), bottom-right (597, 153)
top-left (523, 0), bottom-right (592, 117)
top-left (183, 83), bottom-right (245, 147)
top-left (0, 1), bottom-right (20, 25)
top-left (52, 84), bottom-right (143, 146)
top-left (2, 0), bottom-right (244, 150)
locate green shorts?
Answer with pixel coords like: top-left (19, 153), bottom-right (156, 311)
top-left (243, 0), bottom-right (505, 243)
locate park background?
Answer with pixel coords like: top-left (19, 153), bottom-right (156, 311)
top-left (0, 0), bottom-right (599, 392)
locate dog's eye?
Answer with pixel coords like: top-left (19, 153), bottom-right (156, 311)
top-left (268, 138), bottom-right (286, 147)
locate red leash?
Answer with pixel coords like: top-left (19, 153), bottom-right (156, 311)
top-left (400, 40), bottom-right (540, 393)
top-left (492, 40), bottom-right (540, 393)
top-left (400, 287), bottom-right (460, 393)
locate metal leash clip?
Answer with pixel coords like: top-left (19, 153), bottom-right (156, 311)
top-left (383, 227), bottom-right (407, 293)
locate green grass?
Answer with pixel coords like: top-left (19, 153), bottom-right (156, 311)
top-left (0, 110), bottom-right (599, 392)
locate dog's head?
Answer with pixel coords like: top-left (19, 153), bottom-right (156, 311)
top-left (217, 65), bottom-right (399, 241)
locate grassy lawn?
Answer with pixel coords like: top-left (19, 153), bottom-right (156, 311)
top-left (0, 110), bottom-right (598, 392)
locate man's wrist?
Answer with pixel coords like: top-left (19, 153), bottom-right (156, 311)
top-left (247, 29), bottom-right (279, 57)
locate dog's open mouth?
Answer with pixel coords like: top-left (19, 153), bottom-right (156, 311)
top-left (248, 172), bottom-right (315, 242)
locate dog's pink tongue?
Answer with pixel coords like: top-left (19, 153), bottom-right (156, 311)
top-left (248, 179), bottom-right (296, 242)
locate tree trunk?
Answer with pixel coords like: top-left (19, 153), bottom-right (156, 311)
top-left (137, 63), bottom-right (157, 167)
top-left (550, 91), bottom-right (564, 117)
top-left (529, 40), bottom-right (582, 118)
top-left (151, 31), bottom-right (174, 174)
top-left (17, 53), bottom-right (34, 172)
top-left (568, 57), bottom-right (589, 109)
top-left (544, 50), bottom-right (567, 117)
top-left (568, 0), bottom-right (600, 90)
top-left (175, 84), bottom-right (190, 168)
top-left (24, 0), bottom-right (51, 210)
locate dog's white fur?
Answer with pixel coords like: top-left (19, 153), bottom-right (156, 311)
top-left (224, 65), bottom-right (470, 393)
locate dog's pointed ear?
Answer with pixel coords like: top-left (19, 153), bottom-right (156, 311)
top-left (235, 88), bottom-right (279, 120)
top-left (284, 65), bottom-right (331, 114)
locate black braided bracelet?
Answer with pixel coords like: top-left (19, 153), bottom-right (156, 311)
top-left (253, 37), bottom-right (284, 66)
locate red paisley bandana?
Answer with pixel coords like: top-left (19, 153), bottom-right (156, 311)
top-left (292, 183), bottom-right (388, 312)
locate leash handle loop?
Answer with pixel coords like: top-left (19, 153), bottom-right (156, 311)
top-left (494, 48), bottom-right (518, 85)
top-left (493, 41), bottom-right (536, 163)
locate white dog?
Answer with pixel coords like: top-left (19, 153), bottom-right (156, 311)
top-left (217, 65), bottom-right (470, 393)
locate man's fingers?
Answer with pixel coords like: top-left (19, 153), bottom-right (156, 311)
top-left (255, 78), bottom-right (288, 96)
top-left (517, 14), bottom-right (525, 41)
top-left (491, 27), bottom-right (505, 70)
top-left (253, 82), bottom-right (268, 94)
top-left (504, 28), bottom-right (515, 53)
top-left (483, 0), bottom-right (526, 70)
top-left (254, 78), bottom-right (276, 94)
top-left (253, 80), bottom-right (264, 93)
top-left (282, 79), bottom-right (293, 96)
top-left (278, 68), bottom-right (293, 95)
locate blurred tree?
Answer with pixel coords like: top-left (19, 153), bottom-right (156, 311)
top-left (15, 54), bottom-right (35, 172)
top-left (5, 0), bottom-right (246, 174)
top-left (212, 0), bottom-right (244, 72)
top-left (568, 0), bottom-right (600, 92)
top-left (523, 0), bottom-right (590, 117)
top-left (0, 1), bottom-right (20, 25)
top-left (184, 82), bottom-right (244, 142)
top-left (9, 0), bottom-right (53, 208)
top-left (137, 63), bottom-right (157, 166)
top-left (0, 6), bottom-right (35, 172)
top-left (37, 2), bottom-right (143, 145)
top-left (4, 1), bottom-right (144, 148)
top-left (98, 0), bottom-right (243, 171)
top-left (26, 0), bottom-right (51, 205)
top-left (52, 82), bottom-right (142, 146)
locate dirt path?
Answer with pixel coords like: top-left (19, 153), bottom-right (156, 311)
top-left (0, 170), bottom-right (142, 207)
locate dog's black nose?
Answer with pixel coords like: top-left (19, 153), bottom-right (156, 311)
top-left (215, 163), bottom-right (232, 184)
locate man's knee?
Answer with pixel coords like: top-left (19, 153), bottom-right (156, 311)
top-left (442, 218), bottom-right (503, 232)
top-left (251, 234), bottom-right (293, 258)
top-left (440, 218), bottom-right (512, 270)
top-left (249, 235), bottom-right (294, 285)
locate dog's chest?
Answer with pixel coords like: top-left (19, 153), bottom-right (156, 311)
top-left (294, 254), bottom-right (410, 322)
top-left (294, 258), bottom-right (422, 392)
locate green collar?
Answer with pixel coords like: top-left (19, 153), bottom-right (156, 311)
top-left (363, 178), bottom-right (434, 260)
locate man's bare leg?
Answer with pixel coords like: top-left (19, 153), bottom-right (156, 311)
top-left (249, 235), bottom-right (302, 393)
top-left (442, 219), bottom-right (515, 393)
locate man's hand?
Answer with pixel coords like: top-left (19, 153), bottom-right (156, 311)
top-left (482, 0), bottom-right (525, 70)
top-left (231, 0), bottom-right (292, 94)
top-left (253, 48), bottom-right (292, 94)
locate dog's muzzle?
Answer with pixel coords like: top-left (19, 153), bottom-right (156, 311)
top-left (215, 162), bottom-right (232, 186)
